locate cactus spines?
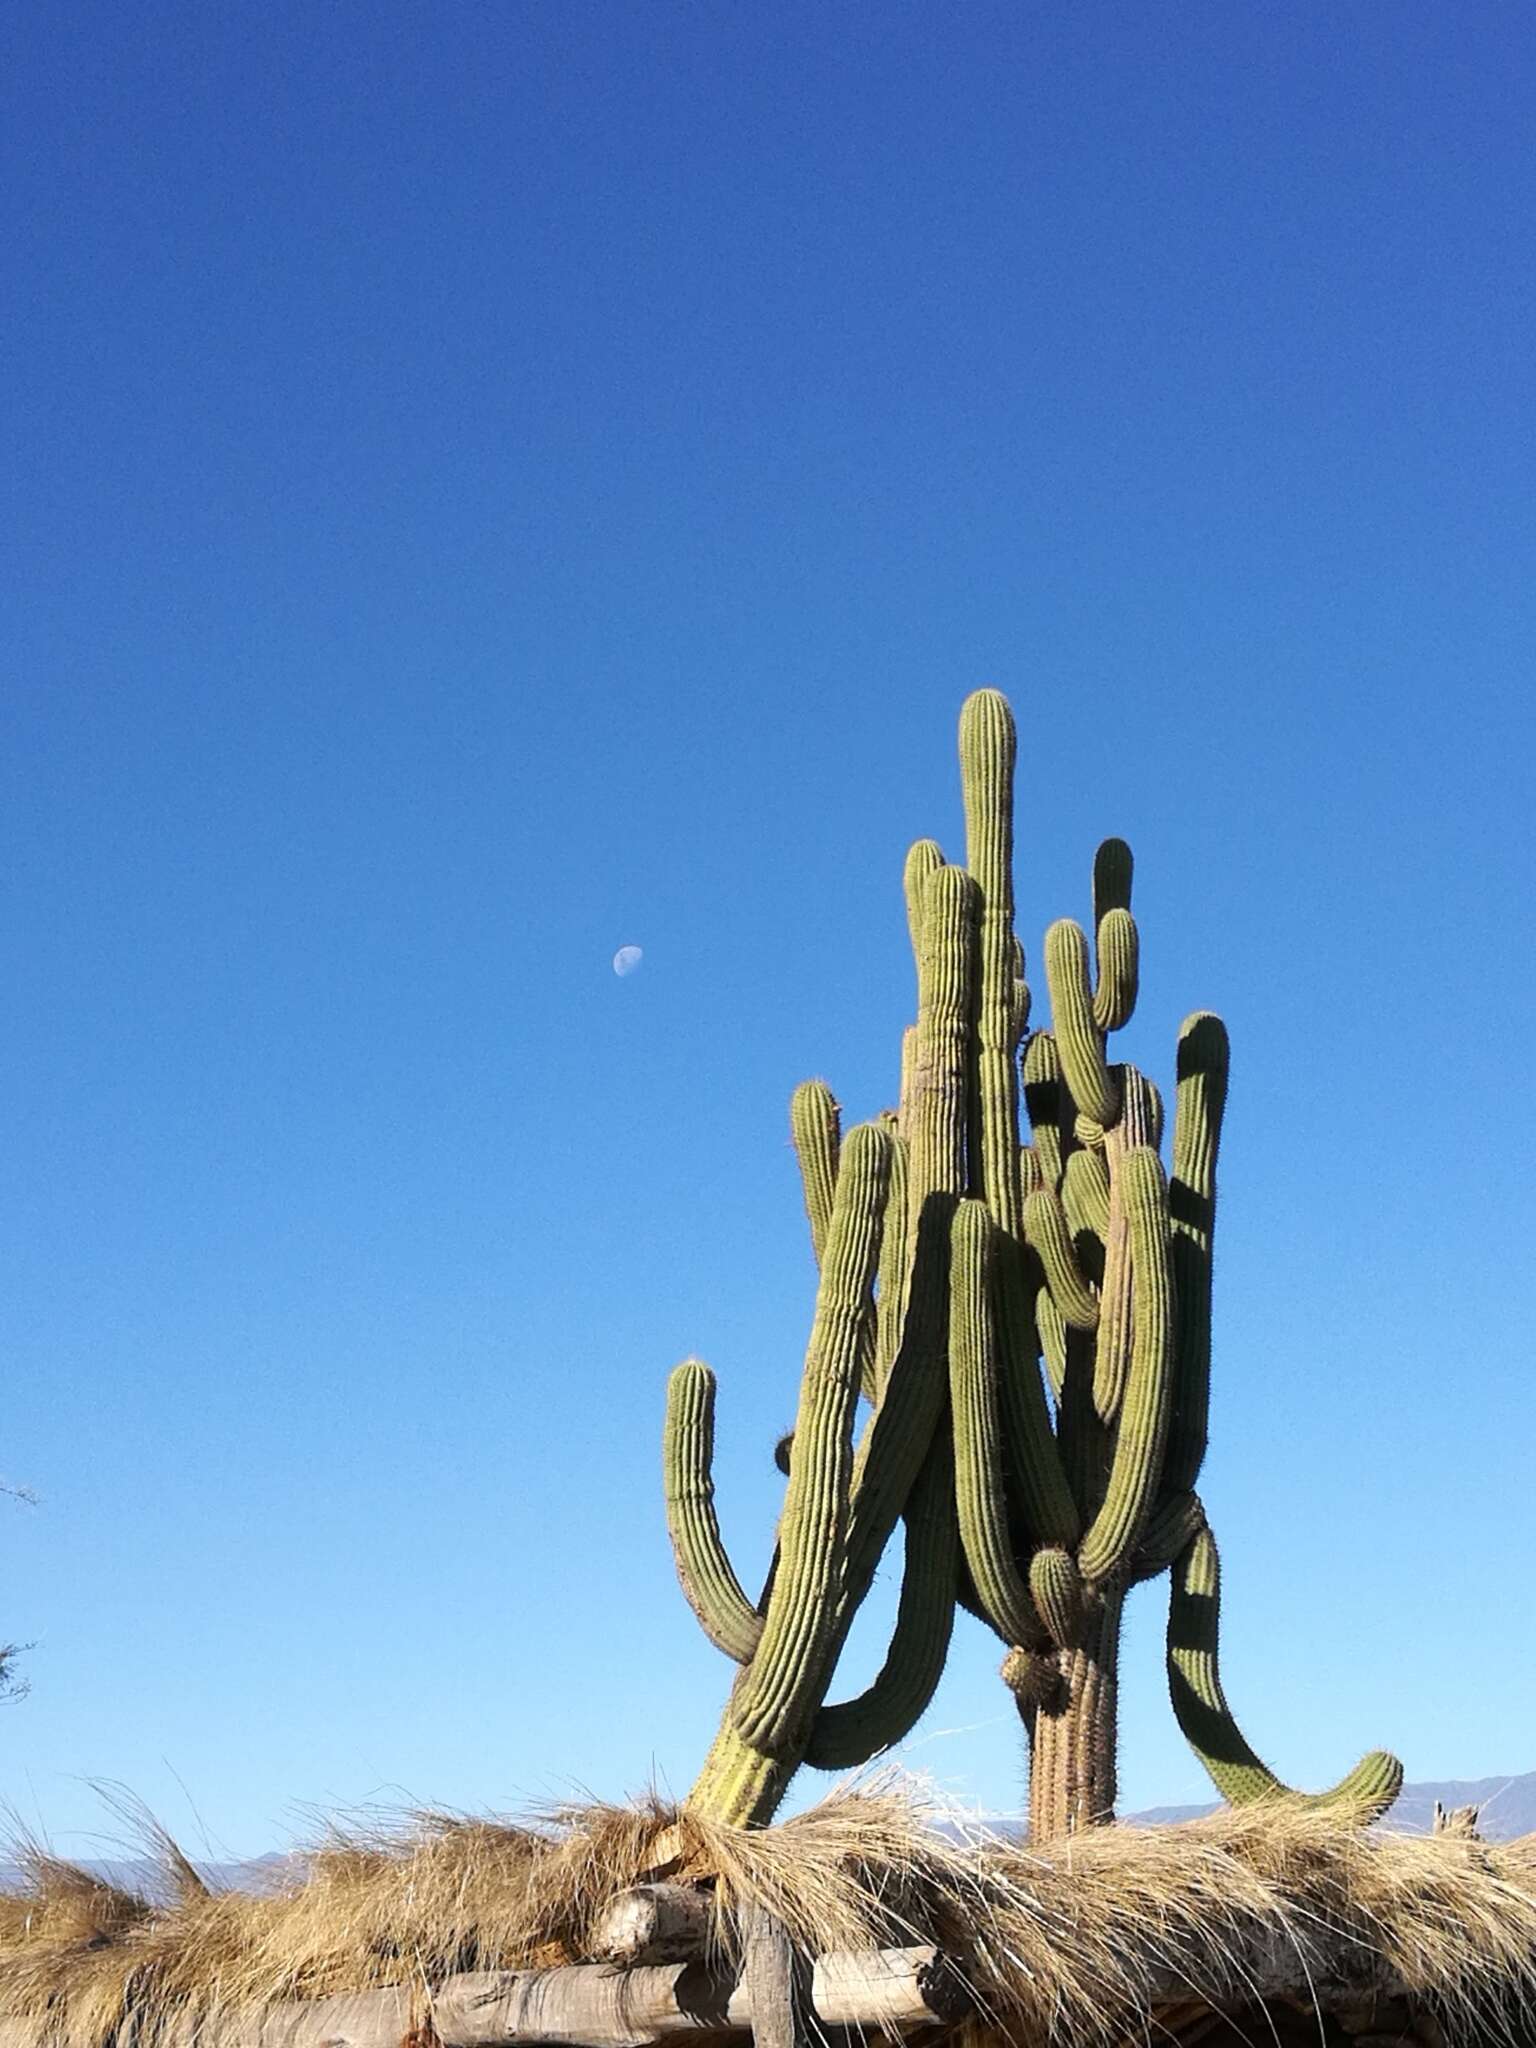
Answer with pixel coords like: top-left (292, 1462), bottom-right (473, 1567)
top-left (1167, 1525), bottom-right (1404, 1817)
top-left (668, 691), bottom-right (1399, 1833)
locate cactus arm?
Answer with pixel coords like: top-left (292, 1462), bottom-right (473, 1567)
top-left (1062, 1144), bottom-right (1110, 1240)
top-left (948, 1200), bottom-right (1047, 1646)
top-left (993, 1233), bottom-right (1080, 1544)
top-left (1165, 1012), bottom-right (1229, 1492)
top-left (1133, 1488), bottom-right (1207, 1579)
top-left (728, 1123), bottom-right (891, 1754)
top-left (1044, 920), bottom-right (1120, 1127)
top-left (1022, 1030), bottom-right (1070, 1190)
top-left (1090, 1066), bottom-right (1161, 1424)
top-left (959, 688), bottom-right (1025, 1238)
top-left (663, 1360), bottom-right (765, 1663)
top-left (1092, 836), bottom-right (1133, 925)
top-left (841, 1191), bottom-right (954, 1609)
top-left (872, 1124), bottom-right (909, 1397)
top-left (1168, 1524), bottom-right (1403, 1816)
top-left (908, 864), bottom-right (980, 1210)
top-left (1023, 1187), bottom-right (1100, 1328)
top-left (1092, 907), bottom-right (1139, 1034)
top-left (790, 1080), bottom-right (841, 1267)
top-left (1029, 1545), bottom-right (1085, 1649)
top-left (903, 838), bottom-right (945, 970)
top-left (804, 1440), bottom-right (958, 1768)
top-left (1036, 1286), bottom-right (1067, 1398)
top-left (1076, 1147), bottom-right (1175, 1583)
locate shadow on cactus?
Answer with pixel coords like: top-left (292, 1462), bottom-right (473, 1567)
top-left (662, 690), bottom-right (1401, 1832)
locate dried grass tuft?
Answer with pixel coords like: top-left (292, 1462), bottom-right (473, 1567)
top-left (3, 1779), bottom-right (1536, 2048)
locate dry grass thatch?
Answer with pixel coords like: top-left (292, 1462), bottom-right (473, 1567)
top-left (4, 1778), bottom-right (1536, 2048)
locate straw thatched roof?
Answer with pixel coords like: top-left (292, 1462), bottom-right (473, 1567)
top-left (3, 1781), bottom-right (1536, 2048)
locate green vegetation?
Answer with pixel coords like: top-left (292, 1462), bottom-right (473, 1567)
top-left (665, 691), bottom-right (1400, 1831)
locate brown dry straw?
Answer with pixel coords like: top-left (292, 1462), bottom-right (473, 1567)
top-left (3, 1779), bottom-right (1536, 2048)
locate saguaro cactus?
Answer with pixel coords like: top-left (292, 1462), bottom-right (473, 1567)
top-left (664, 690), bottom-right (1401, 1833)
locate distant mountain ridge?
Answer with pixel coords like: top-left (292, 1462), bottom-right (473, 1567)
top-left (1133, 1770), bottom-right (1536, 1839)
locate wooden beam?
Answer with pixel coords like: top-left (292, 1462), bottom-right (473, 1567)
top-left (593, 1887), bottom-right (716, 1966)
top-left (0, 1946), bottom-right (971, 2048)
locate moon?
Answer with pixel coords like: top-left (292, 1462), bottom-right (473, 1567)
top-left (612, 945), bottom-right (644, 978)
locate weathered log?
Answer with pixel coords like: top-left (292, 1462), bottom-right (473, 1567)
top-left (0, 1946), bottom-right (970, 2048)
top-left (594, 1887), bottom-right (716, 1966)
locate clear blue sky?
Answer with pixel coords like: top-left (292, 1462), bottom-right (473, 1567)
top-left (4, 2), bottom-right (1534, 1860)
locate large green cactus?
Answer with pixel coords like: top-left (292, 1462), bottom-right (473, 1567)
top-left (942, 690), bottom-right (1400, 1836)
top-left (665, 689), bottom-right (1401, 1833)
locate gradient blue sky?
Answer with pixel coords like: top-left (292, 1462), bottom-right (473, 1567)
top-left (5, 2), bottom-right (1534, 1861)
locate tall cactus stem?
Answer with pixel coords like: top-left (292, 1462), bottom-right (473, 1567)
top-left (959, 688), bottom-right (1025, 1238)
top-left (1027, 1584), bottom-right (1126, 1836)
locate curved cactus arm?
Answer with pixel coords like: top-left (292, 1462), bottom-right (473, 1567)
top-left (1168, 1524), bottom-right (1403, 1817)
top-left (1044, 920), bottom-right (1120, 1127)
top-left (1165, 1012), bottom-right (1230, 1493)
top-left (1023, 1187), bottom-right (1100, 1328)
top-left (804, 1440), bottom-right (958, 1769)
top-left (727, 1123), bottom-right (891, 1755)
top-left (949, 1200), bottom-right (1047, 1647)
top-left (960, 688), bottom-right (1025, 1238)
top-left (1132, 1488), bottom-right (1207, 1580)
top-left (1077, 1147), bottom-right (1175, 1583)
top-left (790, 1080), bottom-right (841, 1267)
top-left (841, 1190), bottom-right (954, 1611)
top-left (664, 1360), bottom-right (764, 1663)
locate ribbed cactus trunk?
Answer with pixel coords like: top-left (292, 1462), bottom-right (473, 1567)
top-left (1025, 1587), bottom-right (1124, 1838)
top-left (662, 688), bottom-right (1402, 1832)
